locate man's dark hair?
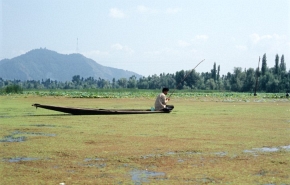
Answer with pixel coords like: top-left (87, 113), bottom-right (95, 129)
top-left (162, 87), bottom-right (169, 92)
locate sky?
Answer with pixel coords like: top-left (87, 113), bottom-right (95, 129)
top-left (1, 0), bottom-right (290, 76)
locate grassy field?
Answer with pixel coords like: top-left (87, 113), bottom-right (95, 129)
top-left (0, 93), bottom-right (289, 184)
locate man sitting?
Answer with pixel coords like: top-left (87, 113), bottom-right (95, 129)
top-left (154, 87), bottom-right (171, 111)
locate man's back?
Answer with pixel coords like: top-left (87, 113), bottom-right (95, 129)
top-left (154, 92), bottom-right (167, 110)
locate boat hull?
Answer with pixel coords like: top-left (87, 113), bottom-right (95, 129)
top-left (32, 104), bottom-right (174, 115)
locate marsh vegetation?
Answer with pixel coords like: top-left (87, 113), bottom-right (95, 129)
top-left (0, 92), bottom-right (289, 184)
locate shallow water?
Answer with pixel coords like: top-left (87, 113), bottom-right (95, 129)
top-left (26, 132), bottom-right (56, 137)
top-left (0, 135), bottom-right (26, 142)
top-left (281, 145), bottom-right (290, 150)
top-left (84, 158), bottom-right (104, 162)
top-left (4, 157), bottom-right (39, 162)
top-left (244, 145), bottom-right (290, 154)
top-left (0, 130), bottom-right (56, 142)
top-left (177, 159), bottom-right (184, 163)
top-left (130, 169), bottom-right (166, 184)
top-left (214, 151), bottom-right (227, 156)
top-left (141, 150), bottom-right (201, 160)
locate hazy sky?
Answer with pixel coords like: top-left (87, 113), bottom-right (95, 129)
top-left (1, 0), bottom-right (290, 76)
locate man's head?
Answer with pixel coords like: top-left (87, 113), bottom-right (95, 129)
top-left (162, 87), bottom-right (169, 95)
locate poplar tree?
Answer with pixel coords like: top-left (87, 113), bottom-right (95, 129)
top-left (217, 65), bottom-right (220, 81)
top-left (275, 54), bottom-right (280, 75)
top-left (280, 54), bottom-right (286, 72)
top-left (211, 62), bottom-right (217, 82)
top-left (261, 53), bottom-right (267, 76)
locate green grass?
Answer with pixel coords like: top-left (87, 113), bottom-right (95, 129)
top-left (0, 94), bottom-right (289, 184)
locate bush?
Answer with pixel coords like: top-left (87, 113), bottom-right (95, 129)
top-left (4, 84), bottom-right (23, 94)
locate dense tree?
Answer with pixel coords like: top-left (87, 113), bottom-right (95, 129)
top-left (243, 68), bottom-right (256, 92)
top-left (184, 70), bottom-right (199, 89)
top-left (205, 78), bottom-right (216, 90)
top-left (117, 78), bottom-right (127, 88)
top-left (230, 67), bottom-right (245, 91)
top-left (175, 70), bottom-right (185, 89)
top-left (127, 75), bottom-right (137, 88)
top-left (72, 75), bottom-right (81, 84)
top-left (261, 53), bottom-right (267, 76)
top-left (137, 77), bottom-right (149, 89)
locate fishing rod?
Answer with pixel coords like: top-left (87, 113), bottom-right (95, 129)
top-left (254, 56), bottom-right (260, 96)
top-left (168, 59), bottom-right (205, 98)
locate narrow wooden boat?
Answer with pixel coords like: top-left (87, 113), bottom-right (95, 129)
top-left (32, 104), bottom-right (174, 115)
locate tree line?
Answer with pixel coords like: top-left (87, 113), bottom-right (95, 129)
top-left (1, 54), bottom-right (289, 93)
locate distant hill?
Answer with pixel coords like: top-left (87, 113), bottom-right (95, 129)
top-left (0, 48), bottom-right (142, 81)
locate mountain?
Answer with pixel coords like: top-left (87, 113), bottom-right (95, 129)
top-left (0, 48), bottom-right (142, 81)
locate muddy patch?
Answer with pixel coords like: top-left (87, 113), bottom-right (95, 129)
top-left (11, 130), bottom-right (56, 137)
top-left (141, 150), bottom-right (201, 159)
top-left (255, 169), bottom-right (268, 176)
top-left (80, 158), bottom-right (106, 168)
top-left (28, 124), bottom-right (72, 128)
top-left (196, 176), bottom-right (218, 183)
top-left (0, 115), bottom-right (13, 118)
top-left (130, 169), bottom-right (166, 184)
top-left (25, 132), bottom-right (56, 137)
top-left (29, 124), bottom-right (56, 127)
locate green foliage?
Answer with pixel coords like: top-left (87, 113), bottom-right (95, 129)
top-left (3, 84), bottom-right (23, 94)
top-left (211, 62), bottom-right (217, 81)
top-left (175, 70), bottom-right (185, 89)
top-left (117, 78), bottom-right (128, 88)
top-left (0, 53), bottom-right (288, 93)
top-left (261, 53), bottom-right (267, 76)
top-left (280, 55), bottom-right (286, 72)
top-left (275, 54), bottom-right (280, 75)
